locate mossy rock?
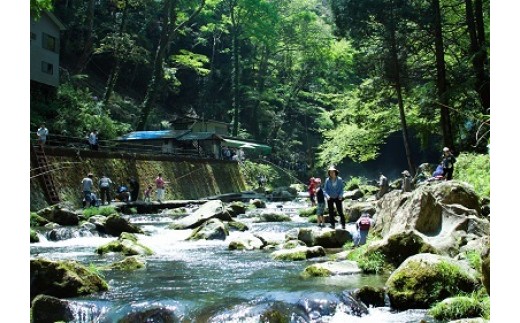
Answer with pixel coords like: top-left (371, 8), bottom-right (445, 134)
top-left (307, 215), bottom-right (318, 223)
top-left (272, 250), bottom-right (307, 261)
top-left (386, 254), bottom-right (478, 310)
top-left (257, 212), bottom-right (291, 222)
top-left (428, 296), bottom-right (488, 321)
top-left (31, 295), bottom-right (74, 323)
top-left (30, 229), bottom-right (40, 243)
top-left (353, 286), bottom-right (386, 308)
top-left (30, 259), bottom-right (109, 301)
top-left (118, 306), bottom-right (180, 323)
top-left (227, 202), bottom-right (247, 216)
top-left (104, 256), bottom-right (146, 271)
top-left (298, 207), bottom-right (317, 217)
top-left (96, 234), bottom-right (153, 256)
top-left (282, 239), bottom-right (306, 249)
top-left (105, 214), bottom-right (143, 236)
top-left (370, 231), bottom-right (438, 267)
top-left (301, 265), bottom-right (333, 278)
top-left (30, 212), bottom-right (49, 227)
top-left (226, 220), bottom-right (249, 232)
top-left (271, 246), bottom-right (325, 261)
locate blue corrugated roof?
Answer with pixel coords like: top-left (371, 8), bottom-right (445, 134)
top-left (117, 130), bottom-right (188, 141)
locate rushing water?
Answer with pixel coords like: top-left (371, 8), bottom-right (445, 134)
top-left (30, 201), bottom-right (434, 322)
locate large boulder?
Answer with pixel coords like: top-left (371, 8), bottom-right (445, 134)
top-left (31, 295), bottom-right (74, 323)
top-left (344, 201), bottom-right (377, 222)
top-left (353, 286), bottom-right (386, 308)
top-left (188, 218), bottom-right (229, 241)
top-left (169, 200), bottom-right (231, 229)
top-left (228, 232), bottom-right (266, 250)
top-left (368, 231), bottom-right (438, 267)
top-left (105, 214), bottom-right (143, 236)
top-left (37, 206), bottom-right (79, 226)
top-left (386, 253), bottom-right (479, 310)
top-left (298, 227), bottom-right (352, 248)
top-left (373, 181), bottom-right (488, 256)
top-left (271, 246), bottom-right (326, 261)
top-left (30, 259), bottom-right (108, 301)
top-left (96, 232), bottom-right (153, 256)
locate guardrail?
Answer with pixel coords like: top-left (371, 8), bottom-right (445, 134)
top-left (29, 132), bottom-right (216, 159)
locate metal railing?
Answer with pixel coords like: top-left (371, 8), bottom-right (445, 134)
top-left (29, 132), bottom-right (218, 160)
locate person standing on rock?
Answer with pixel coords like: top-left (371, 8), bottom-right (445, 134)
top-left (308, 177), bottom-right (317, 207)
top-left (314, 178), bottom-right (326, 228)
top-left (323, 165), bottom-right (345, 229)
top-left (441, 147), bottom-right (457, 180)
top-left (377, 172), bottom-right (389, 199)
top-left (354, 213), bottom-right (373, 247)
top-left (98, 174), bottom-right (113, 205)
top-left (129, 177), bottom-right (140, 202)
top-left (81, 172), bottom-right (94, 208)
top-left (155, 173), bottom-right (167, 202)
top-left (401, 170), bottom-right (412, 193)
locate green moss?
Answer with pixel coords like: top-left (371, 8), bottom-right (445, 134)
top-left (30, 229), bottom-right (40, 243)
top-left (272, 251), bottom-right (306, 261)
top-left (307, 215), bottom-right (317, 223)
top-left (259, 309), bottom-right (289, 323)
top-left (82, 206), bottom-right (118, 219)
top-left (429, 296), bottom-right (487, 321)
top-left (30, 212), bottom-right (49, 227)
top-left (453, 152), bottom-right (490, 198)
top-left (298, 207), bottom-right (317, 217)
top-left (227, 221), bottom-right (249, 231)
top-left (103, 256), bottom-right (146, 271)
top-left (465, 250), bottom-right (483, 275)
top-left (301, 265), bottom-right (332, 278)
top-left (257, 213), bottom-right (291, 222)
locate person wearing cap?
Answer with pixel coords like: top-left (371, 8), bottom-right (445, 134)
top-left (81, 172), bottom-right (94, 208)
top-left (323, 165), bottom-right (346, 229)
top-left (314, 178), bottom-right (326, 228)
top-left (441, 147), bottom-right (456, 180)
top-left (401, 170), bottom-right (412, 192)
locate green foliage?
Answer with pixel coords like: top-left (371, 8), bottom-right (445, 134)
top-left (170, 49), bottom-right (210, 76)
top-left (82, 206), bottom-right (118, 219)
top-left (453, 152), bottom-right (490, 198)
top-left (344, 176), bottom-right (366, 191)
top-left (464, 250), bottom-right (483, 275)
top-left (429, 295), bottom-right (489, 321)
top-left (240, 160), bottom-right (296, 190)
top-left (37, 83), bottom-right (131, 139)
top-left (31, 0), bottom-right (53, 19)
top-left (346, 244), bottom-right (388, 274)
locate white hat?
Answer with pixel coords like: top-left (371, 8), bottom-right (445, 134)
top-left (443, 147), bottom-right (450, 152)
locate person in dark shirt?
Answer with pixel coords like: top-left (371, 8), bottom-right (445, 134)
top-left (129, 177), bottom-right (140, 202)
top-left (314, 178), bottom-right (326, 228)
top-left (441, 147), bottom-right (457, 180)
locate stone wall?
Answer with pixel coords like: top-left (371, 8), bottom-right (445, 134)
top-left (30, 147), bottom-right (247, 210)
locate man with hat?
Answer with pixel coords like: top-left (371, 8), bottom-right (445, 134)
top-left (323, 165), bottom-right (345, 229)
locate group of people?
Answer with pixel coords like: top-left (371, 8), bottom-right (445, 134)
top-left (306, 146), bottom-right (457, 247)
top-left (221, 146), bottom-right (246, 162)
top-left (80, 172), bottom-right (168, 208)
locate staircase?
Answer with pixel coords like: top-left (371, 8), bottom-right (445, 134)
top-left (31, 144), bottom-right (60, 205)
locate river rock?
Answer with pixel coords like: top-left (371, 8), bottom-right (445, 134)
top-left (169, 200), bottom-right (231, 229)
top-left (298, 227), bottom-right (352, 248)
top-left (343, 189), bottom-right (364, 201)
top-left (296, 298), bottom-right (338, 321)
top-left (118, 306), bottom-right (181, 323)
top-left (31, 295), bottom-right (74, 323)
top-left (189, 218), bottom-right (229, 241)
top-left (282, 239), bottom-right (307, 249)
top-left (96, 232), bottom-right (153, 256)
top-left (353, 286), bottom-right (386, 308)
top-left (104, 214), bottom-right (143, 236)
top-left (251, 199), bottom-right (266, 208)
top-left (105, 255), bottom-right (146, 270)
top-left (226, 220), bottom-right (249, 232)
top-left (272, 246), bottom-right (326, 261)
top-left (226, 201), bottom-right (247, 216)
top-left (339, 291), bottom-right (369, 317)
top-left (303, 260), bottom-right (361, 277)
top-left (256, 211), bottom-right (291, 222)
top-left (386, 253), bottom-right (478, 310)
top-left (373, 181), bottom-right (488, 256)
top-left (344, 201), bottom-right (377, 222)
top-left (31, 229), bottom-right (39, 243)
top-left (367, 230), bottom-right (438, 267)
top-left (30, 258), bottom-right (108, 301)
top-left (37, 205), bottom-right (79, 226)
top-left (228, 232), bottom-right (266, 250)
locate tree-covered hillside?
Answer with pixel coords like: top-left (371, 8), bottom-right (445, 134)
top-left (30, 0), bottom-right (489, 173)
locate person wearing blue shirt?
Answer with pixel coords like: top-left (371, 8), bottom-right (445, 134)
top-left (323, 165), bottom-right (345, 229)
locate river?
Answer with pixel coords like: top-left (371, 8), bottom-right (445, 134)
top-left (30, 201), bottom-right (434, 322)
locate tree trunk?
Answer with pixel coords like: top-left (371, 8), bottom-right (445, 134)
top-left (136, 0), bottom-right (206, 130)
top-left (74, 0), bottom-right (95, 74)
top-left (230, 5), bottom-right (240, 137)
top-left (250, 46), bottom-right (270, 138)
top-left (433, 0), bottom-right (454, 150)
top-left (465, 0), bottom-right (490, 115)
top-left (389, 28), bottom-right (415, 176)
